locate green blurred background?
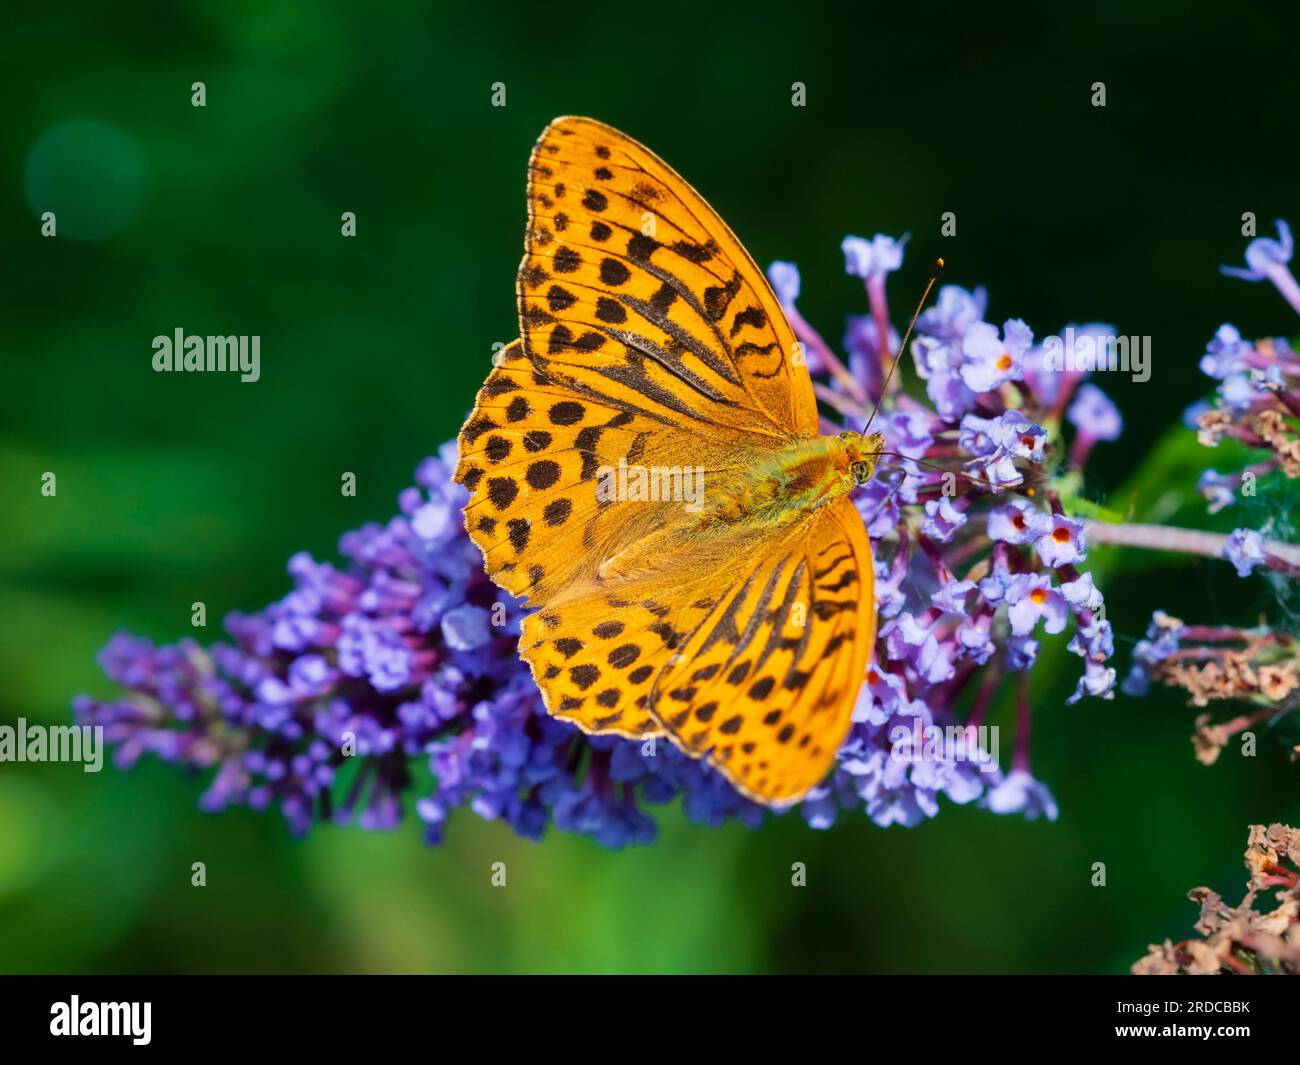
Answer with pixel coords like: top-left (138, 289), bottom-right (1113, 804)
top-left (3, 2), bottom-right (1299, 973)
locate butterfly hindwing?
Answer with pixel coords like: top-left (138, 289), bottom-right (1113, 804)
top-left (646, 498), bottom-right (875, 805)
top-left (517, 568), bottom-right (726, 740)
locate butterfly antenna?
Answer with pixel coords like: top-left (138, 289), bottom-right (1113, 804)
top-left (877, 450), bottom-right (1044, 496)
top-left (876, 451), bottom-right (989, 489)
top-left (863, 257), bottom-right (944, 434)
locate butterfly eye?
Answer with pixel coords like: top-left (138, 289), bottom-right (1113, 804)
top-left (851, 460), bottom-right (872, 484)
top-left (838, 430), bottom-right (856, 442)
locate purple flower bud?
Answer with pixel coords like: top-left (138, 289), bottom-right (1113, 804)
top-left (958, 413), bottom-right (999, 457)
top-left (1069, 618), bottom-right (1114, 661)
top-left (1222, 528), bottom-right (1266, 577)
top-left (991, 410), bottom-right (1048, 463)
top-left (1221, 219), bottom-right (1293, 282)
top-left (964, 451), bottom-right (1023, 490)
top-left (1067, 383), bottom-right (1122, 443)
top-left (767, 260), bottom-right (801, 304)
top-left (1122, 613), bottom-right (1186, 696)
top-left (411, 500), bottom-right (455, 541)
top-left (255, 676), bottom-right (295, 706)
top-left (978, 555), bottom-right (1014, 604)
top-left (289, 653), bottom-right (334, 696)
top-left (841, 233), bottom-right (908, 280)
top-left (270, 611), bottom-right (319, 653)
top-left (922, 496), bottom-right (967, 543)
top-left (1060, 572), bottom-right (1103, 611)
top-left (1197, 469), bottom-right (1236, 514)
top-left (913, 336), bottom-right (977, 420)
top-left (917, 284), bottom-right (988, 341)
top-left (985, 769), bottom-right (1058, 820)
top-left (1199, 324), bottom-right (1253, 381)
top-left (843, 315), bottom-right (892, 381)
top-left (883, 613), bottom-right (956, 685)
top-left (887, 409), bottom-right (936, 459)
top-left (1005, 574), bottom-right (1069, 637)
top-left (957, 616), bottom-right (996, 664)
top-left (931, 576), bottom-right (975, 614)
top-left (871, 546), bottom-right (908, 619)
top-left (1035, 516), bottom-right (1087, 568)
top-left (1006, 635), bottom-right (1039, 671)
top-left (987, 500), bottom-right (1050, 545)
top-left (960, 319), bottom-right (1032, 393)
top-left (1066, 659), bottom-right (1117, 704)
top-left (1182, 398), bottom-right (1213, 428)
top-left (441, 603), bottom-right (493, 651)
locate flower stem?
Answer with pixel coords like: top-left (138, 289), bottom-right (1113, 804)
top-left (1266, 262), bottom-right (1300, 317)
top-left (785, 305), bottom-right (869, 404)
top-left (1084, 520), bottom-right (1300, 571)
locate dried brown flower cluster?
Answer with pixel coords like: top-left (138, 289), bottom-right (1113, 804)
top-left (1161, 633), bottom-right (1299, 710)
top-left (1129, 617), bottom-right (1300, 764)
top-left (1198, 407), bottom-right (1300, 479)
top-left (1196, 326), bottom-right (1300, 481)
top-left (1134, 823), bottom-right (1300, 975)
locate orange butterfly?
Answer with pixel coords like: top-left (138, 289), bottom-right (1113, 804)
top-left (456, 116), bottom-right (889, 805)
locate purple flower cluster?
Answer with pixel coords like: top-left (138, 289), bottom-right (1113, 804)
top-left (772, 234), bottom-right (1120, 828)
top-left (1193, 221), bottom-right (1300, 553)
top-left (77, 233), bottom-right (1123, 846)
top-left (76, 446), bottom-right (764, 849)
top-left (1122, 610), bottom-right (1300, 763)
top-left (1122, 610), bottom-right (1187, 698)
top-left (1122, 220), bottom-right (1300, 725)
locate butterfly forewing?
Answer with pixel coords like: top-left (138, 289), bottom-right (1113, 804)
top-left (519, 116), bottom-right (818, 442)
top-left (461, 340), bottom-right (681, 605)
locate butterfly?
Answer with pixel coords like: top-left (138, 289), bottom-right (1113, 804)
top-left (455, 116), bottom-right (889, 806)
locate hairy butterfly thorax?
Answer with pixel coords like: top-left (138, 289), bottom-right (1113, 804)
top-left (688, 430), bottom-right (887, 529)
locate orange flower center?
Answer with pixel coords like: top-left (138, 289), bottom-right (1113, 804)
top-left (1052, 526), bottom-right (1071, 543)
top-left (996, 353), bottom-right (1013, 371)
top-left (1029, 588), bottom-right (1048, 605)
